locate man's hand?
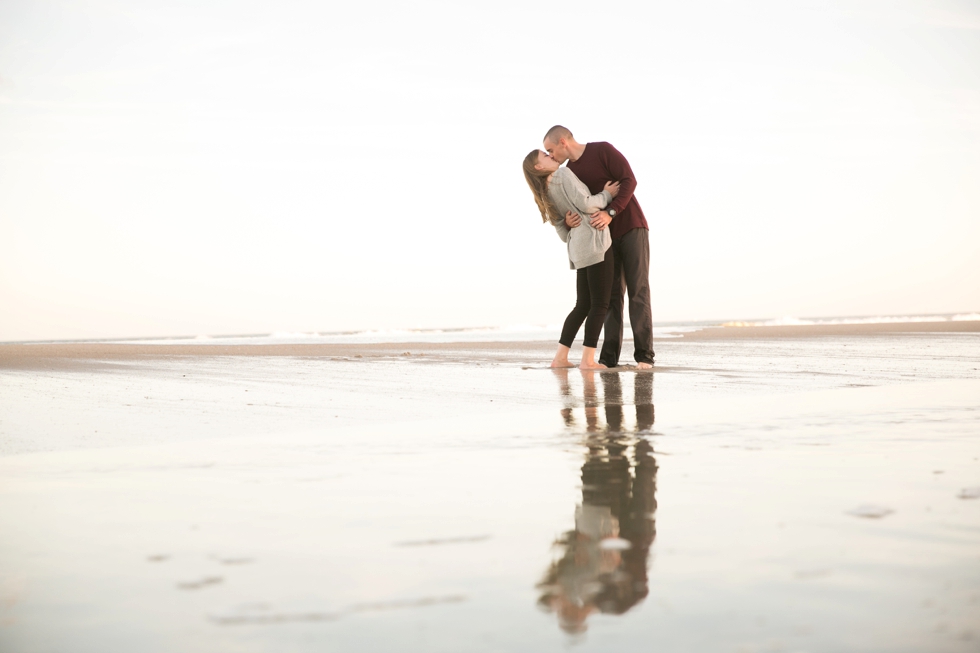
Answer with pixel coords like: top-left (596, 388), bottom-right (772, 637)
top-left (590, 211), bottom-right (612, 230)
top-left (565, 210), bottom-right (582, 228)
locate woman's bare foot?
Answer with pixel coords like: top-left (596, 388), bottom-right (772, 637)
top-left (578, 345), bottom-right (604, 370)
top-left (636, 362), bottom-right (654, 370)
top-left (551, 344), bottom-right (574, 368)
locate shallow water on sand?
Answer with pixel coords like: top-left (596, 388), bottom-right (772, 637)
top-left (1, 335), bottom-right (979, 652)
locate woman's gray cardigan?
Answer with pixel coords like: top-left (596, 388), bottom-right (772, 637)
top-left (547, 167), bottom-right (613, 270)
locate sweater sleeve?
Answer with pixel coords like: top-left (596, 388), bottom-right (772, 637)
top-left (600, 143), bottom-right (637, 216)
top-left (559, 169), bottom-right (612, 216)
top-left (552, 218), bottom-right (570, 243)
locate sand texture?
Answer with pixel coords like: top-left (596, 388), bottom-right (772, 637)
top-left (1, 329), bottom-right (979, 652)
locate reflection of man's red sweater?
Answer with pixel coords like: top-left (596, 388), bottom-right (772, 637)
top-left (567, 142), bottom-right (649, 241)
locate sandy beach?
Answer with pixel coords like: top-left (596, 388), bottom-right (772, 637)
top-left (1, 322), bottom-right (979, 652)
top-left (4, 0), bottom-right (979, 649)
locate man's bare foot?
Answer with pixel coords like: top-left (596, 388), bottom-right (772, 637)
top-left (636, 362), bottom-right (654, 370)
top-left (550, 360), bottom-right (575, 368)
top-left (579, 361), bottom-right (607, 370)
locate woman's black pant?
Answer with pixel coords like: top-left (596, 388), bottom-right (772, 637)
top-left (559, 247), bottom-right (615, 349)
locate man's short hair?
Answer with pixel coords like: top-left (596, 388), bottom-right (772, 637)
top-left (544, 125), bottom-right (573, 144)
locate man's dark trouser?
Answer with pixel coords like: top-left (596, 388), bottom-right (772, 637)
top-left (599, 227), bottom-right (655, 367)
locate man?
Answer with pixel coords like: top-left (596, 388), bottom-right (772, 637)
top-left (543, 125), bottom-right (654, 369)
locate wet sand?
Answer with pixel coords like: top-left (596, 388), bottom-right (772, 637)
top-left (1, 325), bottom-right (979, 651)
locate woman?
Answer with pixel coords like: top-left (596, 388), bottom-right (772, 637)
top-left (523, 150), bottom-right (620, 369)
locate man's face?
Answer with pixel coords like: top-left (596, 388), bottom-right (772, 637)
top-left (544, 137), bottom-right (571, 164)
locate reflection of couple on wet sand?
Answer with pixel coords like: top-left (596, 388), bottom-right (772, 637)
top-left (537, 370), bottom-right (658, 634)
top-left (523, 125), bottom-right (655, 371)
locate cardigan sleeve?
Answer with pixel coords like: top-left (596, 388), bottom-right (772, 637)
top-left (552, 219), bottom-right (570, 243)
top-left (558, 168), bottom-right (611, 216)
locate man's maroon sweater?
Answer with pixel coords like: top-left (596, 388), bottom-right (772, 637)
top-left (566, 142), bottom-right (648, 240)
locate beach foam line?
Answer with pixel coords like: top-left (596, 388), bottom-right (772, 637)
top-left (107, 324), bottom-right (701, 346)
top-left (5, 314), bottom-right (975, 347)
top-left (111, 325), bottom-right (566, 346)
top-left (722, 313), bottom-right (980, 328)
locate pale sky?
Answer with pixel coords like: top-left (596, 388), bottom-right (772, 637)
top-left (1, 0), bottom-right (978, 341)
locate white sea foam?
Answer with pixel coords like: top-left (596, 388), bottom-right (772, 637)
top-left (93, 312), bottom-right (976, 346)
top-left (109, 322), bottom-right (708, 346)
top-left (115, 326), bottom-right (565, 346)
top-left (723, 313), bottom-right (980, 328)
top-left (733, 316), bottom-right (812, 327)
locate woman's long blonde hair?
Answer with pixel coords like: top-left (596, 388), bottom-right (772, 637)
top-left (523, 150), bottom-right (560, 224)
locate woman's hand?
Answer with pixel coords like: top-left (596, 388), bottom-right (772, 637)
top-left (604, 181), bottom-right (621, 198)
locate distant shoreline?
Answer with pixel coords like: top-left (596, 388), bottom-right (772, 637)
top-left (679, 320), bottom-right (980, 340)
top-left (2, 320), bottom-right (977, 371)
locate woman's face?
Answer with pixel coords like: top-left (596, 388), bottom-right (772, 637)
top-left (535, 150), bottom-right (560, 173)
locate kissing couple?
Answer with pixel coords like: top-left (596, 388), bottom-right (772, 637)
top-left (523, 125), bottom-right (655, 370)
